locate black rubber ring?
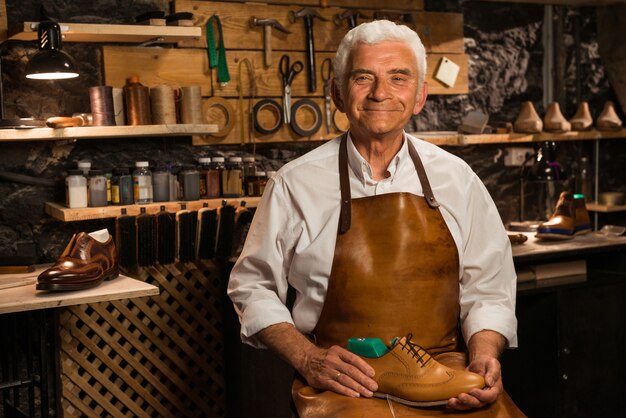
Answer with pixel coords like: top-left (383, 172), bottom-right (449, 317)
top-left (290, 99), bottom-right (322, 137)
top-left (252, 99), bottom-right (283, 135)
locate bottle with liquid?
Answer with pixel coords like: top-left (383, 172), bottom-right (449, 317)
top-left (180, 165), bottom-right (201, 201)
top-left (65, 169), bottom-right (88, 208)
top-left (575, 156), bottom-right (593, 203)
top-left (152, 165), bottom-right (171, 203)
top-left (207, 157), bottom-right (225, 198)
top-left (242, 156), bottom-right (257, 196)
top-left (222, 157), bottom-right (243, 197)
top-left (133, 161), bottom-right (153, 204)
top-left (198, 157), bottom-right (211, 198)
top-left (118, 168), bottom-right (134, 205)
top-left (88, 169), bottom-right (108, 207)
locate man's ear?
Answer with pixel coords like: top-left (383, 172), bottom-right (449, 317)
top-left (412, 81), bottom-right (428, 115)
top-left (331, 80), bottom-right (345, 113)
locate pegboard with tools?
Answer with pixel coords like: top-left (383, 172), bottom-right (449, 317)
top-left (102, 0), bottom-right (467, 144)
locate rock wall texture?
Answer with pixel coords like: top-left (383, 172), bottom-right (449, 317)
top-left (0, 0), bottom-right (623, 261)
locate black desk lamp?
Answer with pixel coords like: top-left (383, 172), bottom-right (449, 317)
top-left (25, 21), bottom-right (78, 80)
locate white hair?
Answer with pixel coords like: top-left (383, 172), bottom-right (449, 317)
top-left (333, 20), bottom-right (427, 97)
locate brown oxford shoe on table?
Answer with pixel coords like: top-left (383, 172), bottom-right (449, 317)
top-left (536, 192), bottom-right (576, 240)
top-left (37, 231), bottom-right (119, 291)
top-left (361, 334), bottom-right (485, 407)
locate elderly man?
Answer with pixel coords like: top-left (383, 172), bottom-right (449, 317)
top-left (228, 20), bottom-right (525, 417)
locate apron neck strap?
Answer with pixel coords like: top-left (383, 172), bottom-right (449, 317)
top-left (338, 133), bottom-right (440, 234)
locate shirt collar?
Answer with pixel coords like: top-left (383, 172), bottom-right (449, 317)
top-left (346, 132), bottom-right (409, 186)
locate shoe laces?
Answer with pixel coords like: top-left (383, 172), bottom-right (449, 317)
top-left (398, 333), bottom-right (432, 368)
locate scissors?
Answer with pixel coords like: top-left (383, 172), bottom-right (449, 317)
top-left (279, 54), bottom-right (303, 124)
top-left (321, 58), bottom-right (333, 134)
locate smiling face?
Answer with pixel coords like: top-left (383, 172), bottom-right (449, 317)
top-left (333, 41), bottom-right (427, 143)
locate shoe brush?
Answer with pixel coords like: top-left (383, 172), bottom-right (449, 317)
top-left (116, 208), bottom-right (137, 269)
top-left (196, 203), bottom-right (218, 260)
top-left (176, 204), bottom-right (198, 263)
top-left (137, 207), bottom-right (157, 267)
top-left (156, 206), bottom-right (176, 265)
top-left (215, 201), bottom-right (236, 262)
top-left (230, 202), bottom-right (255, 262)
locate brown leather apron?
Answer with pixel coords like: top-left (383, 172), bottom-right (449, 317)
top-left (292, 135), bottom-right (525, 417)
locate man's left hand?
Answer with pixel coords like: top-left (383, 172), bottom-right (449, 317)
top-left (446, 354), bottom-right (503, 410)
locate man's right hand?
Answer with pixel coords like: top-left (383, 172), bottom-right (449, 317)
top-left (301, 344), bottom-right (378, 398)
top-left (256, 323), bottom-right (378, 398)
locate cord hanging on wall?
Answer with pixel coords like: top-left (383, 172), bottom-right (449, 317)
top-left (25, 21), bottom-right (79, 80)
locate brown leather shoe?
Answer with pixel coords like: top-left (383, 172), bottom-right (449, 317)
top-left (573, 195), bottom-right (592, 235)
top-left (37, 232), bottom-right (119, 291)
top-left (536, 192), bottom-right (575, 240)
top-left (597, 101), bottom-right (623, 131)
top-left (569, 101), bottom-right (593, 131)
top-left (361, 334), bottom-right (484, 407)
top-left (514, 101), bottom-right (543, 133)
top-left (544, 102), bottom-right (571, 132)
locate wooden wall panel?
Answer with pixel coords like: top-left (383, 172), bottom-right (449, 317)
top-left (103, 47), bottom-right (468, 97)
top-left (184, 0), bottom-right (424, 10)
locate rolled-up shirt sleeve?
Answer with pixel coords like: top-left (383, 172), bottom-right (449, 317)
top-left (227, 177), bottom-right (297, 348)
top-left (458, 173), bottom-right (518, 348)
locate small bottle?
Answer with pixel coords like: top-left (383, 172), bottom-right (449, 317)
top-left (198, 157), bottom-right (211, 198)
top-left (111, 168), bottom-right (121, 205)
top-left (105, 171), bottom-right (113, 204)
top-left (207, 157), bottom-right (225, 198)
top-left (169, 165), bottom-right (181, 201)
top-left (222, 157), bottom-right (243, 197)
top-left (575, 156), bottom-right (593, 203)
top-left (180, 165), bottom-right (201, 201)
top-left (242, 156), bottom-right (257, 196)
top-left (254, 171), bottom-right (268, 196)
top-left (88, 169), bottom-right (108, 207)
top-left (77, 160), bottom-right (91, 176)
top-left (152, 165), bottom-right (171, 203)
top-left (133, 161), bottom-right (153, 204)
top-left (65, 169), bottom-right (88, 208)
top-left (118, 168), bottom-right (134, 205)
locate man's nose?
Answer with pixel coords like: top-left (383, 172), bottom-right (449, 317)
top-left (368, 78), bottom-right (391, 101)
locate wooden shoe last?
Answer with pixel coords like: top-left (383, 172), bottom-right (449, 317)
top-left (514, 101), bottom-right (543, 133)
top-left (569, 101), bottom-right (593, 131)
top-left (544, 102), bottom-right (571, 132)
top-left (597, 101), bottom-right (623, 131)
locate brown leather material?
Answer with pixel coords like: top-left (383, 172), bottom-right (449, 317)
top-left (597, 101), bottom-right (623, 131)
top-left (569, 101), bottom-right (593, 131)
top-left (513, 101), bottom-right (543, 133)
top-left (536, 192), bottom-right (575, 240)
top-left (572, 195), bottom-right (591, 235)
top-left (365, 335), bottom-right (485, 406)
top-left (543, 102), bottom-right (571, 133)
top-left (37, 232), bottom-right (119, 291)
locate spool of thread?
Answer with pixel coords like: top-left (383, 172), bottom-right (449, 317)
top-left (150, 85), bottom-right (177, 124)
top-left (124, 75), bottom-right (152, 125)
top-left (89, 85), bottom-right (116, 126)
top-left (179, 85), bottom-right (203, 124)
top-left (112, 88), bottom-right (125, 126)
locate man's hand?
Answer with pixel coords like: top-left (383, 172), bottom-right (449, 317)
top-left (447, 330), bottom-right (505, 411)
top-left (300, 344), bottom-right (378, 398)
top-left (256, 323), bottom-right (378, 398)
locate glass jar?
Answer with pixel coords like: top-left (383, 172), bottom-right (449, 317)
top-left (242, 156), bottom-right (257, 196)
top-left (198, 157), bottom-right (211, 198)
top-left (88, 169), bottom-right (108, 207)
top-left (152, 165), bottom-right (171, 202)
top-left (207, 157), bottom-right (225, 198)
top-left (254, 171), bottom-right (268, 196)
top-left (169, 165), bottom-right (180, 201)
top-left (118, 168), bottom-right (134, 205)
top-left (180, 165), bottom-right (201, 201)
top-left (133, 161), bottom-right (153, 204)
top-left (105, 171), bottom-right (113, 204)
top-left (222, 157), bottom-right (243, 197)
top-left (65, 169), bottom-right (88, 208)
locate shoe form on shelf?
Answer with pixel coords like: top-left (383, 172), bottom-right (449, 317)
top-left (514, 101), bottom-right (543, 133)
top-left (37, 231), bottom-right (119, 291)
top-left (536, 191), bottom-right (575, 240)
top-left (543, 102), bottom-right (571, 133)
top-left (573, 194), bottom-right (592, 235)
top-left (360, 334), bottom-right (485, 407)
top-left (569, 101), bottom-right (593, 131)
top-left (596, 101), bottom-right (623, 131)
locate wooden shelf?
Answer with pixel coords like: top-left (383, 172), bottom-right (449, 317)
top-left (408, 129), bottom-right (626, 146)
top-left (586, 203), bottom-right (626, 213)
top-left (45, 197), bottom-right (262, 222)
top-left (0, 124), bottom-right (218, 142)
top-left (9, 22), bottom-right (201, 43)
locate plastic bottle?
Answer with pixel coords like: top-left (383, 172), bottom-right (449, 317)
top-left (133, 161), bottom-right (153, 204)
top-left (118, 168), bottom-right (134, 205)
top-left (180, 165), bottom-right (201, 201)
top-left (222, 157), bottom-right (243, 197)
top-left (242, 156), bottom-right (257, 196)
top-left (198, 157), bottom-right (211, 198)
top-left (207, 157), bottom-right (225, 198)
top-left (152, 165), bottom-right (171, 203)
top-left (88, 169), bottom-right (108, 207)
top-left (575, 156), bottom-right (593, 203)
top-left (65, 169), bottom-right (88, 208)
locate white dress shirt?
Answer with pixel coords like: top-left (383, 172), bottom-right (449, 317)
top-left (228, 133), bottom-right (518, 349)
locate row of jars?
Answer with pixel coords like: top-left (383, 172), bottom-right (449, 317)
top-left (65, 157), bottom-right (274, 209)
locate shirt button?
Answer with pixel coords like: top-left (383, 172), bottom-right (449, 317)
top-left (384, 170), bottom-right (391, 178)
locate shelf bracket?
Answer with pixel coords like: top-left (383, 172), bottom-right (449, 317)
top-left (138, 37), bottom-right (165, 47)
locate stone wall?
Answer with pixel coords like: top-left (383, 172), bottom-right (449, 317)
top-left (0, 0), bottom-right (623, 262)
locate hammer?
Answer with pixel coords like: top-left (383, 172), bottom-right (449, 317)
top-left (289, 8), bottom-right (327, 93)
top-left (333, 9), bottom-right (367, 29)
top-left (249, 17), bottom-right (291, 68)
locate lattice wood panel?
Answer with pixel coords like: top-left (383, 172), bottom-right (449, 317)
top-left (58, 260), bottom-right (226, 417)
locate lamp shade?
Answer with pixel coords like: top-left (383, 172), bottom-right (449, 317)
top-left (25, 21), bottom-right (79, 80)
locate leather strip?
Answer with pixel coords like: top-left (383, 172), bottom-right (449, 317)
top-left (289, 99), bottom-right (322, 137)
top-left (252, 99), bottom-right (283, 135)
top-left (338, 134), bottom-right (439, 234)
top-left (202, 97), bottom-right (235, 137)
